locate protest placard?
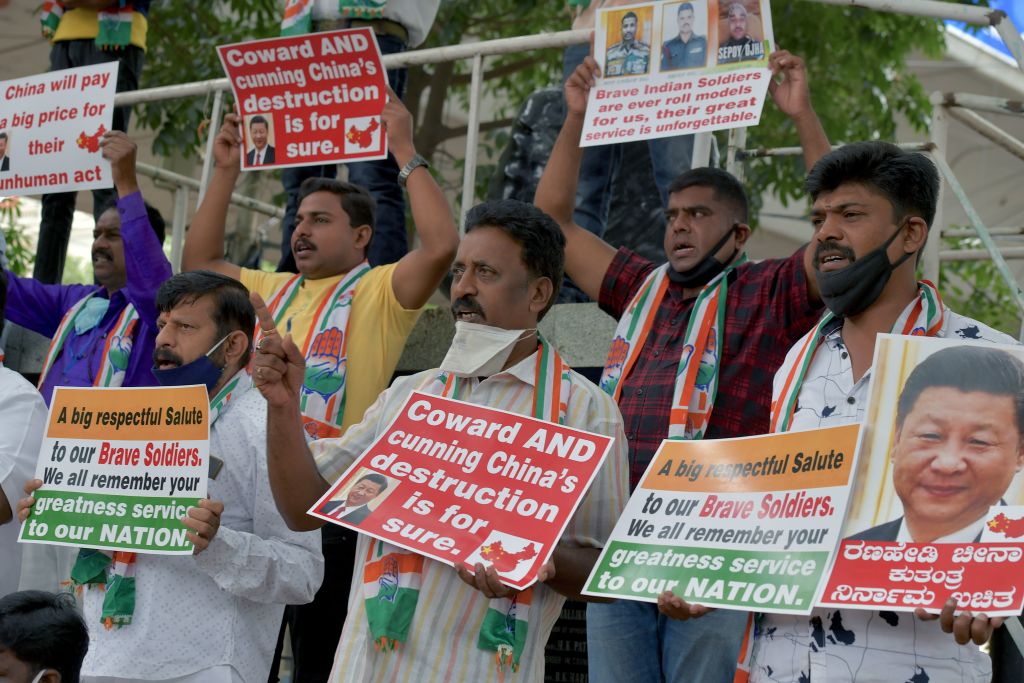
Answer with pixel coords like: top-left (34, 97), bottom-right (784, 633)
top-left (583, 424), bottom-right (859, 614)
top-left (0, 62), bottom-right (116, 195)
top-left (218, 28), bottom-right (388, 171)
top-left (308, 391), bottom-right (614, 590)
top-left (19, 385), bottom-right (209, 555)
top-left (820, 334), bottom-right (1024, 616)
top-left (582, 0), bottom-right (773, 146)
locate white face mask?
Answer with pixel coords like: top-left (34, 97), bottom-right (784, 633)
top-left (440, 321), bottom-right (536, 377)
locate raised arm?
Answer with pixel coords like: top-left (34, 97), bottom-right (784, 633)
top-left (388, 89), bottom-right (459, 310)
top-left (535, 55), bottom-right (617, 302)
top-left (249, 293), bottom-right (330, 530)
top-left (181, 114), bottom-right (244, 279)
top-left (102, 131), bottom-right (172, 327)
top-left (768, 50), bottom-right (830, 173)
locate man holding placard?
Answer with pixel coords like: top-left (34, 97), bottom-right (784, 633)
top-left (744, 141), bottom-right (1015, 683)
top-left (4, 131), bottom-right (169, 407)
top-left (535, 49), bottom-right (829, 683)
top-left (19, 270), bottom-right (323, 682)
top-left (251, 199), bottom-right (629, 681)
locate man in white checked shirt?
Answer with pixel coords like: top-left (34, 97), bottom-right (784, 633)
top-left (252, 199), bottom-right (629, 682)
top-left (739, 142), bottom-right (1017, 682)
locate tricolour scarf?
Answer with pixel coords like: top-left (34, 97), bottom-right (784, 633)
top-left (255, 263), bottom-right (371, 439)
top-left (280, 0), bottom-right (386, 36)
top-left (362, 337), bottom-right (570, 672)
top-left (41, 1), bottom-right (134, 49)
top-left (70, 371), bottom-right (250, 628)
top-left (599, 257), bottom-right (746, 440)
top-left (38, 293), bottom-right (138, 391)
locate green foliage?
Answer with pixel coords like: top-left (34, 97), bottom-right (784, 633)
top-left (135, 1), bottom-right (281, 159)
top-left (939, 235), bottom-right (1022, 337)
top-left (0, 198), bottom-right (32, 276)
top-left (744, 0), bottom-right (987, 209)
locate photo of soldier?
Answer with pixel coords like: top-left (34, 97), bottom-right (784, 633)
top-left (660, 1), bottom-right (708, 71)
top-left (605, 6), bottom-right (653, 77)
top-left (717, 1), bottom-right (766, 65)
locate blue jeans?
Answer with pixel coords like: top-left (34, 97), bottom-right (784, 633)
top-left (562, 43), bottom-right (696, 238)
top-left (278, 33), bottom-right (408, 272)
top-left (586, 600), bottom-right (747, 683)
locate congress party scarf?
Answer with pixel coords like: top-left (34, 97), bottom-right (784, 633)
top-left (38, 293), bottom-right (138, 391)
top-left (362, 337), bottom-right (570, 672)
top-left (770, 280), bottom-right (944, 433)
top-left (255, 263), bottom-right (371, 439)
top-left (599, 257), bottom-right (746, 440)
top-left (40, 1), bottom-right (135, 49)
top-left (70, 372), bottom-right (249, 628)
top-left (281, 0), bottom-right (386, 35)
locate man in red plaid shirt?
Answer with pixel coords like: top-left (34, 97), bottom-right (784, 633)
top-left (535, 49), bottom-right (829, 683)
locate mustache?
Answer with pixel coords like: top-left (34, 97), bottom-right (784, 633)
top-left (294, 237), bottom-right (316, 252)
top-left (814, 241), bottom-right (857, 265)
top-left (93, 247), bottom-right (113, 261)
top-left (152, 348), bottom-right (183, 367)
top-left (451, 297), bottom-right (485, 320)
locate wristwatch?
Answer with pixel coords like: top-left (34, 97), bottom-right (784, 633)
top-left (398, 153), bottom-right (430, 188)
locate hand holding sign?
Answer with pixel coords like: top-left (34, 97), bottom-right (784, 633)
top-left (657, 591), bottom-right (714, 621)
top-left (767, 50), bottom-right (811, 120)
top-left (565, 56), bottom-right (600, 118)
top-left (214, 113), bottom-right (243, 173)
top-left (457, 558), bottom-right (556, 598)
top-left (182, 499), bottom-right (224, 554)
top-left (915, 598), bottom-right (1006, 646)
top-left (16, 478), bottom-right (42, 523)
top-left (250, 292), bottom-right (306, 409)
top-left (101, 131), bottom-right (139, 196)
top-left (380, 85), bottom-right (415, 165)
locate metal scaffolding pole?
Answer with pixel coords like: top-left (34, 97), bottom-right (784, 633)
top-left (809, 0), bottom-right (996, 25)
top-left (946, 106), bottom-right (1024, 163)
top-left (930, 153), bottom-right (1024, 314)
top-left (460, 54), bottom-right (485, 232)
top-left (939, 93), bottom-right (1024, 118)
top-left (170, 186), bottom-right (189, 274)
top-left (924, 93), bottom-right (948, 285)
top-left (197, 89), bottom-right (225, 208)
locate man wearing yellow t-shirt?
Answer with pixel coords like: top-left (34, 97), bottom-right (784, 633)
top-left (183, 91), bottom-right (458, 677)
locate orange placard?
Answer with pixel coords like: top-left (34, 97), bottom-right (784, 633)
top-left (46, 385), bottom-right (208, 441)
top-left (646, 424), bottom-right (859, 493)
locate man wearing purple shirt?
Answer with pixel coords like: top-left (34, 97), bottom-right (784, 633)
top-left (4, 131), bottom-right (169, 404)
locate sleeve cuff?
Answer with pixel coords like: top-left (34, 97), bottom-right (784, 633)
top-left (117, 191), bottom-right (147, 223)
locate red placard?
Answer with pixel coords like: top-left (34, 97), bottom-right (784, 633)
top-left (217, 28), bottom-right (387, 171)
top-left (820, 540), bottom-right (1024, 615)
top-left (308, 391), bottom-right (614, 590)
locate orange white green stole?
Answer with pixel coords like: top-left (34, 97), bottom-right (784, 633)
top-left (256, 262), bottom-right (371, 439)
top-left (599, 257), bottom-right (746, 440)
top-left (734, 280), bottom-right (945, 683)
top-left (362, 338), bottom-right (570, 672)
top-left (38, 293), bottom-right (138, 390)
top-left (40, 1), bottom-right (135, 48)
top-left (280, 0), bottom-right (385, 35)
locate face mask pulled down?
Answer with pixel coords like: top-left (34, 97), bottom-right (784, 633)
top-left (440, 321), bottom-right (536, 377)
top-left (815, 222), bottom-right (914, 318)
top-left (667, 223), bottom-right (739, 288)
top-left (151, 335), bottom-right (229, 391)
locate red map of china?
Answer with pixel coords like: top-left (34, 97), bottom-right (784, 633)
top-left (987, 513), bottom-right (1024, 538)
top-left (346, 118), bottom-right (379, 149)
top-left (479, 540), bottom-right (538, 573)
top-left (76, 124), bottom-right (107, 153)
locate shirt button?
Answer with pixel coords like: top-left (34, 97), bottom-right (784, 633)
top-left (670, 318), bottom-right (678, 326)
top-left (841, 351), bottom-right (849, 360)
top-left (635, 388), bottom-right (644, 397)
top-left (846, 396), bottom-right (856, 405)
top-left (653, 350), bottom-right (660, 357)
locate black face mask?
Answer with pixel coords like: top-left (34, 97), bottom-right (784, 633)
top-left (815, 222), bottom-right (915, 318)
top-left (667, 223), bottom-right (739, 288)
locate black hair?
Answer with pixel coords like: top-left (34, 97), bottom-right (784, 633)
top-left (357, 472), bottom-right (389, 492)
top-left (0, 269), bottom-right (6, 336)
top-left (895, 345), bottom-right (1024, 437)
top-left (156, 270), bottom-right (256, 358)
top-left (678, 2), bottom-right (695, 14)
top-left (805, 141), bottom-right (940, 228)
top-left (622, 11), bottom-right (638, 24)
top-left (464, 199), bottom-right (565, 320)
top-left (0, 131), bottom-right (7, 141)
top-left (96, 196), bottom-right (167, 245)
top-left (297, 177), bottom-right (377, 255)
top-left (667, 167), bottom-right (749, 223)
top-left (0, 590), bottom-right (88, 683)
top-left (250, 115), bottom-right (269, 129)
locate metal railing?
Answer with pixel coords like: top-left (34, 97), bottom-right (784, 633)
top-left (104, 0), bottom-right (1024, 335)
